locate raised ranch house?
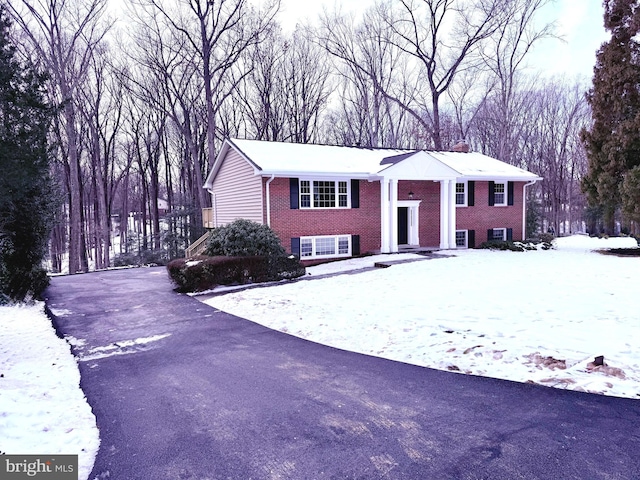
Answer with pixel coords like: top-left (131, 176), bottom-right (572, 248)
top-left (200, 138), bottom-right (542, 261)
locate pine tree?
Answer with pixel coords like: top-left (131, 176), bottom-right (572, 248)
top-left (581, 0), bottom-right (640, 234)
top-left (0, 5), bottom-right (56, 302)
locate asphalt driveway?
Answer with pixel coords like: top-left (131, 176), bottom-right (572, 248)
top-left (45, 267), bottom-right (640, 480)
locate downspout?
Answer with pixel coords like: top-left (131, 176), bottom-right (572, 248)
top-left (522, 179), bottom-right (539, 240)
top-left (265, 175), bottom-right (275, 227)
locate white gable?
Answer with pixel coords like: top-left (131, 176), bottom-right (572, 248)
top-left (379, 152), bottom-right (459, 180)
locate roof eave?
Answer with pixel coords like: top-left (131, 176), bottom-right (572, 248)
top-left (460, 175), bottom-right (543, 182)
top-left (258, 170), bottom-right (373, 179)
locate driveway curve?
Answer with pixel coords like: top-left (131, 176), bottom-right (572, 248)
top-left (45, 267), bottom-right (640, 480)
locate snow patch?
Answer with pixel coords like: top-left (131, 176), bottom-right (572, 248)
top-left (80, 334), bottom-right (171, 361)
top-left (0, 303), bottom-right (99, 480)
top-left (203, 235), bottom-right (640, 399)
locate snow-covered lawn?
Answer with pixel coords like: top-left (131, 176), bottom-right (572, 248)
top-left (0, 303), bottom-right (99, 480)
top-left (203, 235), bottom-right (640, 399)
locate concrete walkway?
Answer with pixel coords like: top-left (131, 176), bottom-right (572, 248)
top-left (46, 267), bottom-right (640, 480)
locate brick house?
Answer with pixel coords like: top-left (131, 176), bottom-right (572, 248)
top-left (202, 138), bottom-right (542, 261)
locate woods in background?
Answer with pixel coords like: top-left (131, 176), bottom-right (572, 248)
top-left (3, 0), bottom-right (622, 274)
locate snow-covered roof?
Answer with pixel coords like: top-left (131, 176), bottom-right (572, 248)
top-left (205, 138), bottom-right (541, 188)
top-left (229, 138), bottom-right (409, 176)
top-left (428, 151), bottom-right (541, 181)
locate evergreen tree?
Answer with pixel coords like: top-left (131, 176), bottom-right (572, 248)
top-left (581, 0), bottom-right (640, 234)
top-left (0, 5), bottom-right (56, 303)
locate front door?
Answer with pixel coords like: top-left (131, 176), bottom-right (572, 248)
top-left (398, 207), bottom-right (409, 245)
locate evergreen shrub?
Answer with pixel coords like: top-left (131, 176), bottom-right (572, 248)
top-left (477, 240), bottom-right (543, 252)
top-left (167, 256), bottom-right (269, 292)
top-left (205, 219), bottom-right (286, 257)
top-left (168, 220), bottom-right (305, 292)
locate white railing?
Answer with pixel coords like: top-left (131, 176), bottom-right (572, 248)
top-left (185, 231), bottom-right (211, 258)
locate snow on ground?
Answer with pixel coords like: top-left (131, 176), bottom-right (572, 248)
top-left (203, 235), bottom-right (640, 399)
top-left (0, 303), bottom-right (99, 480)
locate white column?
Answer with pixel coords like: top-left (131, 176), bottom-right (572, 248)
top-left (380, 179), bottom-right (390, 253)
top-left (448, 180), bottom-right (457, 249)
top-left (439, 180), bottom-right (448, 249)
top-left (390, 179), bottom-right (399, 253)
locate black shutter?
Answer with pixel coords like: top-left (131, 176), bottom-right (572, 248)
top-left (291, 237), bottom-right (300, 256)
top-left (488, 181), bottom-right (495, 206)
top-left (468, 230), bottom-right (475, 248)
top-left (507, 181), bottom-right (514, 206)
top-left (352, 235), bottom-right (360, 255)
top-left (351, 179), bottom-right (360, 208)
top-left (507, 228), bottom-right (513, 241)
top-left (468, 181), bottom-right (475, 206)
top-left (289, 178), bottom-right (299, 209)
top-left (487, 229), bottom-right (494, 242)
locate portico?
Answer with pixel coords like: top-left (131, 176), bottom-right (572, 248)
top-left (377, 152), bottom-right (460, 253)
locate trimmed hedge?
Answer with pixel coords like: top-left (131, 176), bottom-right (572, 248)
top-left (167, 255), bottom-right (305, 293)
top-left (477, 240), bottom-right (551, 251)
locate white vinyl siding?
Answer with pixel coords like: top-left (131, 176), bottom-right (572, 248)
top-left (211, 149), bottom-right (263, 226)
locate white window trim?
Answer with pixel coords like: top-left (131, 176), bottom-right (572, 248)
top-left (455, 229), bottom-right (468, 248)
top-left (455, 181), bottom-right (467, 207)
top-left (300, 235), bottom-right (352, 259)
top-left (492, 228), bottom-right (507, 241)
top-left (299, 178), bottom-right (351, 210)
top-left (493, 182), bottom-right (507, 206)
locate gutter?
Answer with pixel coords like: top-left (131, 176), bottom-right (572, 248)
top-left (265, 175), bottom-right (275, 227)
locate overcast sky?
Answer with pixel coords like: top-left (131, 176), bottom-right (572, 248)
top-left (278, 0), bottom-right (609, 80)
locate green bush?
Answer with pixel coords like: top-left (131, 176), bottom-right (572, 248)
top-left (537, 232), bottom-right (555, 244)
top-left (166, 254), bottom-right (305, 292)
top-left (167, 256), bottom-right (268, 292)
top-left (203, 219), bottom-right (303, 281)
top-left (477, 240), bottom-right (540, 252)
top-left (205, 219), bottom-right (286, 257)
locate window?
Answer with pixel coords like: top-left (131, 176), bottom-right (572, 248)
top-left (493, 182), bottom-right (506, 206)
top-left (455, 230), bottom-right (468, 248)
top-left (456, 182), bottom-right (466, 206)
top-left (300, 238), bottom-right (313, 257)
top-left (491, 228), bottom-right (506, 241)
top-left (299, 235), bottom-right (351, 259)
top-left (299, 179), bottom-right (349, 209)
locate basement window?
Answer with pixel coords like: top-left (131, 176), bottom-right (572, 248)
top-left (299, 235), bottom-right (351, 259)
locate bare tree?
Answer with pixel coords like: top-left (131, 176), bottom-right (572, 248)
top-left (284, 26), bottom-right (332, 143)
top-left (376, 0), bottom-right (512, 149)
top-left (131, 0), bottom-right (280, 210)
top-left (480, 0), bottom-right (555, 163)
top-left (319, 7), bottom-right (413, 147)
top-left (8, 0), bottom-right (112, 273)
top-left (236, 25), bottom-right (289, 141)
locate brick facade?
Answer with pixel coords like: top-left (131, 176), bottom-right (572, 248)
top-left (456, 181), bottom-right (525, 242)
top-left (266, 177), bottom-right (382, 254)
top-left (263, 177), bottom-right (525, 255)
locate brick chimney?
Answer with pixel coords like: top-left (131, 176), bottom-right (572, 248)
top-left (452, 140), bottom-right (470, 153)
